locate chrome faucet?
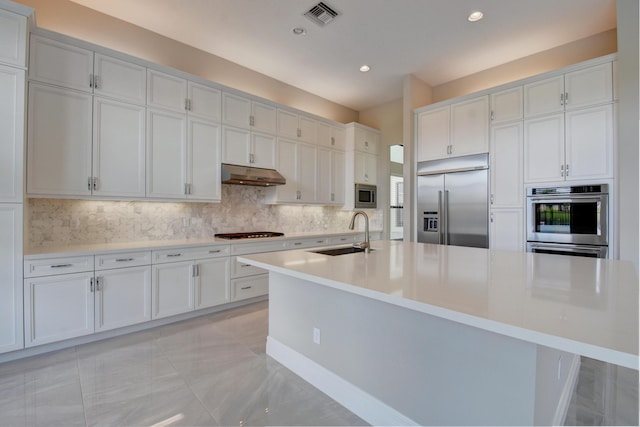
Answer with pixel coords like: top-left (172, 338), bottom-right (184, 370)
top-left (349, 211), bottom-right (370, 253)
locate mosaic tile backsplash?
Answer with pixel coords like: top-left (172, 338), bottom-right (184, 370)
top-left (27, 185), bottom-right (383, 248)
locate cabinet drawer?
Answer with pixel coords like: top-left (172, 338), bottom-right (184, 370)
top-left (328, 235), bottom-right (358, 245)
top-left (288, 237), bottom-right (329, 249)
top-left (24, 256), bottom-right (94, 278)
top-left (231, 275), bottom-right (268, 301)
top-left (231, 256), bottom-right (267, 278)
top-left (153, 245), bottom-right (230, 263)
top-left (231, 240), bottom-right (289, 255)
top-left (96, 251), bottom-right (151, 270)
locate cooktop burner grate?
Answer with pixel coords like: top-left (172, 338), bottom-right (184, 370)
top-left (214, 231), bottom-right (285, 240)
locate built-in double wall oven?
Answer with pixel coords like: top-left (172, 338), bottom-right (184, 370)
top-left (526, 184), bottom-right (609, 258)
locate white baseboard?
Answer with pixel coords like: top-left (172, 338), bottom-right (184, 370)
top-left (266, 336), bottom-right (418, 426)
top-left (553, 354), bottom-right (581, 426)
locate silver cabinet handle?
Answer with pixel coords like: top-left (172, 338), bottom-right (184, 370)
top-left (241, 286), bottom-right (252, 290)
top-left (316, 240), bottom-right (324, 244)
top-left (167, 253), bottom-right (182, 258)
top-left (564, 92), bottom-right (569, 105)
top-left (364, 140), bottom-right (369, 148)
top-left (331, 136), bottom-right (335, 145)
top-left (209, 250), bottom-right (221, 254)
top-left (90, 277), bottom-right (94, 292)
top-left (490, 194), bottom-right (494, 205)
top-left (490, 213), bottom-right (494, 223)
top-left (561, 164), bottom-right (565, 177)
top-left (115, 258), bottom-right (134, 262)
top-left (96, 276), bottom-right (102, 292)
top-left (51, 264), bottom-right (72, 268)
top-left (293, 242), bottom-right (302, 246)
top-left (565, 164), bottom-right (570, 176)
top-left (490, 111), bottom-right (494, 121)
top-left (560, 93), bottom-right (564, 106)
top-left (93, 177), bottom-right (98, 190)
top-left (93, 75), bottom-right (100, 89)
top-left (240, 264), bottom-right (251, 268)
top-left (89, 74), bottom-right (93, 88)
top-left (297, 128), bottom-right (301, 138)
top-left (249, 115), bottom-right (255, 126)
top-left (88, 177), bottom-right (92, 191)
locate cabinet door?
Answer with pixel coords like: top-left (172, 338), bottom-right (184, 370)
top-left (490, 122), bottom-right (523, 208)
top-left (251, 100), bottom-right (277, 134)
top-left (27, 83), bottom-right (93, 196)
top-left (332, 126), bottom-right (346, 150)
top-left (93, 53), bottom-right (146, 105)
top-left (565, 104), bottom-right (613, 181)
top-left (0, 9), bottom-right (27, 67)
top-left (231, 274), bottom-right (268, 301)
top-left (524, 114), bottom-right (564, 183)
top-left (24, 272), bottom-right (95, 347)
top-left (354, 127), bottom-right (378, 154)
top-left (146, 109), bottom-right (187, 198)
top-left (523, 75), bottom-right (564, 118)
top-left (222, 92), bottom-right (251, 129)
top-left (297, 143), bottom-right (317, 202)
top-left (451, 95), bottom-right (489, 157)
top-left (95, 265), bottom-right (151, 332)
top-left (93, 97), bottom-right (146, 197)
top-left (417, 106), bottom-right (449, 162)
top-left (251, 132), bottom-right (276, 169)
top-left (152, 261), bottom-right (193, 319)
top-left (490, 87), bottom-right (523, 124)
top-left (490, 209), bottom-right (524, 252)
top-left (188, 82), bottom-right (221, 122)
top-left (277, 109), bottom-right (299, 139)
top-left (0, 65), bottom-right (24, 202)
top-left (564, 63), bottom-right (613, 110)
top-left (275, 138), bottom-right (298, 202)
top-left (299, 116), bottom-right (317, 143)
top-left (188, 118), bottom-right (221, 201)
top-left (316, 147), bottom-right (332, 203)
top-left (195, 257), bottom-right (230, 309)
top-left (29, 35), bottom-right (94, 92)
top-left (317, 122), bottom-right (332, 148)
top-left (0, 204), bottom-right (22, 354)
top-left (221, 125), bottom-right (251, 166)
top-left (331, 150), bottom-right (345, 204)
top-left (355, 151), bottom-right (377, 184)
top-left (147, 69), bottom-right (187, 113)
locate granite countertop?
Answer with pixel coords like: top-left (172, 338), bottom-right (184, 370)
top-left (23, 230), bottom-right (378, 258)
top-left (239, 240), bottom-right (639, 369)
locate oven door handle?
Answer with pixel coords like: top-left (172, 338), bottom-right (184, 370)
top-left (527, 242), bottom-right (606, 257)
top-left (527, 195), bottom-right (605, 202)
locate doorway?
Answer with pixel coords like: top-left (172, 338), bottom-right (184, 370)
top-left (390, 145), bottom-right (404, 240)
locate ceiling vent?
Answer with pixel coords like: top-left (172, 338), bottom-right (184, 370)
top-left (304, 2), bottom-right (339, 27)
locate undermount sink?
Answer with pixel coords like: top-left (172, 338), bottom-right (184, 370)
top-left (311, 246), bottom-right (374, 256)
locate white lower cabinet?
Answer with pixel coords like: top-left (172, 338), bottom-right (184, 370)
top-left (151, 246), bottom-right (231, 319)
top-left (490, 209), bottom-right (524, 252)
top-left (0, 204), bottom-right (23, 354)
top-left (24, 271), bottom-right (95, 347)
top-left (94, 265), bottom-right (151, 332)
top-left (231, 275), bottom-right (268, 301)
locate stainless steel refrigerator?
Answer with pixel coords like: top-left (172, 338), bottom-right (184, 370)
top-left (417, 153), bottom-right (489, 248)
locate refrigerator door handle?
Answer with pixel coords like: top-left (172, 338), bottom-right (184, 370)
top-left (437, 190), bottom-right (443, 244)
top-left (444, 190), bottom-right (449, 245)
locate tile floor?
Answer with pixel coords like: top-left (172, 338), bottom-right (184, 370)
top-left (0, 301), bottom-right (636, 426)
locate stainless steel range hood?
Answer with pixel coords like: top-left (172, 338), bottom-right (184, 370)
top-left (221, 163), bottom-right (286, 187)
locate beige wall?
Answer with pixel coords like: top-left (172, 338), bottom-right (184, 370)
top-left (15, 0), bottom-right (359, 124)
top-left (359, 98), bottom-right (403, 148)
top-left (431, 29), bottom-right (617, 103)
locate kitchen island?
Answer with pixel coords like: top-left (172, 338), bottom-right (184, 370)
top-left (238, 240), bottom-right (638, 426)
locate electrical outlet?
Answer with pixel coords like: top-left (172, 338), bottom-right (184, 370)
top-left (313, 327), bottom-right (321, 344)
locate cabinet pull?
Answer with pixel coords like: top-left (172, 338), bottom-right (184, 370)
top-left (564, 92), bottom-right (569, 105)
top-left (96, 276), bottom-right (102, 291)
top-left (490, 194), bottom-right (494, 205)
top-left (364, 140), bottom-right (369, 148)
top-left (490, 111), bottom-right (494, 121)
top-left (560, 93), bottom-right (564, 106)
top-left (88, 177), bottom-right (92, 191)
top-left (50, 264), bottom-right (72, 268)
top-left (167, 253), bottom-right (182, 258)
top-left (93, 177), bottom-right (98, 190)
top-left (240, 286), bottom-right (252, 290)
top-left (90, 277), bottom-right (94, 292)
top-left (297, 128), bottom-right (301, 138)
top-left (565, 164), bottom-right (570, 176)
top-left (490, 213), bottom-right (494, 223)
top-left (316, 240), bottom-right (324, 243)
top-left (185, 98), bottom-right (189, 111)
top-left (93, 75), bottom-right (100, 89)
top-left (208, 250), bottom-right (221, 254)
top-left (250, 115), bottom-right (255, 126)
top-left (240, 264), bottom-right (251, 268)
top-left (294, 242), bottom-right (302, 246)
top-left (560, 164), bottom-right (565, 177)
top-left (115, 258), bottom-right (134, 262)
top-left (249, 153), bottom-right (255, 164)
top-left (331, 136), bottom-right (335, 145)
top-left (89, 74), bottom-right (93, 88)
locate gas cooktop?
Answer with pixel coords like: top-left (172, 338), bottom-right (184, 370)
top-left (214, 231), bottom-right (285, 240)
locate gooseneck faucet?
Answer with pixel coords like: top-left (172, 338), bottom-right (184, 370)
top-left (349, 211), bottom-right (370, 253)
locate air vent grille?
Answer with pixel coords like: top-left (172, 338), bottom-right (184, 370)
top-left (304, 2), bottom-right (339, 26)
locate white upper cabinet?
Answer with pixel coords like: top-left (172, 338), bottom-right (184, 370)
top-left (354, 126), bottom-right (379, 154)
top-left (523, 113), bottom-right (565, 183)
top-left (221, 126), bottom-right (276, 169)
top-left (30, 36), bottom-right (147, 104)
top-left (331, 150), bottom-right (345, 204)
top-left (490, 86), bottom-right (523, 124)
top-left (147, 69), bottom-right (187, 113)
top-left (490, 122), bottom-right (523, 208)
top-left (188, 82), bottom-right (221, 122)
top-left (354, 151), bottom-right (377, 184)
top-left (222, 92), bottom-right (276, 133)
top-left (277, 109), bottom-right (317, 143)
top-left (188, 117), bottom-right (221, 201)
top-left (450, 95), bottom-right (489, 157)
top-left (524, 63), bottom-right (613, 118)
top-left (29, 35), bottom-right (94, 92)
top-left (417, 105), bottom-right (449, 162)
top-left (27, 83), bottom-right (93, 196)
top-left (266, 139), bottom-right (316, 204)
top-left (0, 9), bottom-right (27, 67)
top-left (146, 108), bottom-right (187, 199)
top-left (93, 53), bottom-right (146, 105)
top-left (0, 64), bottom-right (24, 202)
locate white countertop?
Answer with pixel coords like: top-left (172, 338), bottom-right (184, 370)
top-left (24, 231), bottom-right (375, 259)
top-left (239, 240), bottom-right (639, 369)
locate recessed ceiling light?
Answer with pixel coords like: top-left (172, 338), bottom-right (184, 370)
top-left (292, 27), bottom-right (307, 35)
top-left (467, 11), bottom-right (484, 22)
top-left (359, 65), bottom-right (371, 73)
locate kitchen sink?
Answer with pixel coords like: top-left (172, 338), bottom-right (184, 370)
top-left (310, 246), bottom-right (374, 256)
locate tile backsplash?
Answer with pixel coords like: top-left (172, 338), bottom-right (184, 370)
top-left (27, 185), bottom-right (383, 248)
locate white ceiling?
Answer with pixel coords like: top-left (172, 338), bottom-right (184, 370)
top-left (68, 0), bottom-right (616, 111)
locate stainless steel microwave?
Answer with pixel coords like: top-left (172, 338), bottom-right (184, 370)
top-left (355, 183), bottom-right (377, 209)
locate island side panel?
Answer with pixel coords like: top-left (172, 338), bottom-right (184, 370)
top-left (267, 271), bottom-right (539, 426)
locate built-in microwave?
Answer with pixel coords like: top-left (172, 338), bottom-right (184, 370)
top-left (355, 183), bottom-right (377, 209)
